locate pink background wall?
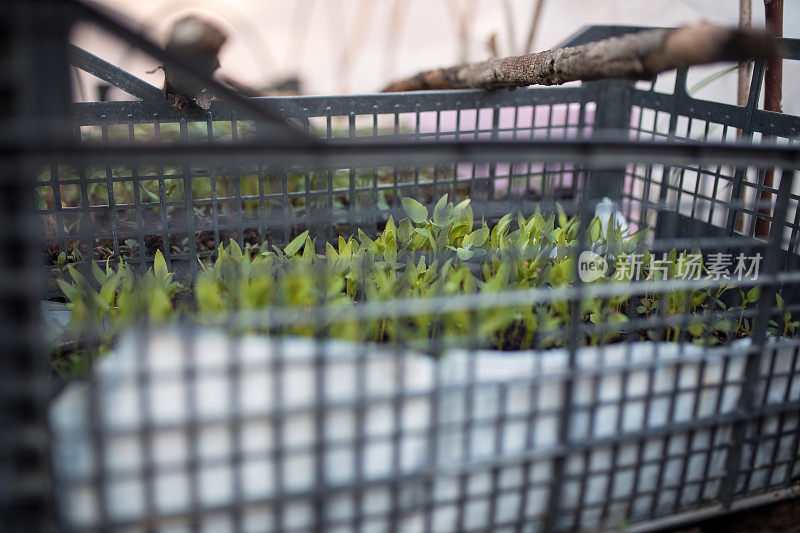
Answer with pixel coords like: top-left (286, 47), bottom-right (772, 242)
top-left (74, 1), bottom-right (799, 116)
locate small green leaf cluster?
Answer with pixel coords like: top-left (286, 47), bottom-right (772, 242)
top-left (53, 250), bottom-right (183, 378)
top-left (769, 293), bottom-right (799, 339)
top-left (52, 195), bottom-right (792, 378)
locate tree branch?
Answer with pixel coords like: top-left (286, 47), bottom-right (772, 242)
top-left (737, 0), bottom-right (753, 107)
top-left (384, 23), bottom-right (783, 92)
top-left (522, 0), bottom-right (546, 54)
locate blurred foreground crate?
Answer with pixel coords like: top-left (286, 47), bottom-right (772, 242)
top-left (5, 1), bottom-right (800, 532)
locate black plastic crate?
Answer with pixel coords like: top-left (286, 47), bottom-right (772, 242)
top-left (5, 1), bottom-right (800, 531)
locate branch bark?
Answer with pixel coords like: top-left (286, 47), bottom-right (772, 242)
top-left (446, 0), bottom-right (480, 64)
top-left (163, 16), bottom-right (226, 110)
top-left (384, 23), bottom-right (783, 92)
top-left (501, 0), bottom-right (516, 55)
top-left (755, 0), bottom-right (783, 240)
top-left (522, 0), bottom-right (546, 54)
top-left (764, 0), bottom-right (783, 113)
top-left (737, 0), bottom-right (753, 106)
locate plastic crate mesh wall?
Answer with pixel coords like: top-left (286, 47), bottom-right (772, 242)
top-left (39, 88), bottom-right (603, 284)
top-left (36, 23), bottom-right (800, 533)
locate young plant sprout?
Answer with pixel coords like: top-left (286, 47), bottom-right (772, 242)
top-left (49, 195), bottom-right (787, 379)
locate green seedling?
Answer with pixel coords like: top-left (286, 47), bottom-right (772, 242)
top-left (768, 293), bottom-right (800, 338)
top-left (51, 196), bottom-right (790, 379)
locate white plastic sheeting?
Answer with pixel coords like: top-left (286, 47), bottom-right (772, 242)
top-left (50, 327), bottom-right (800, 531)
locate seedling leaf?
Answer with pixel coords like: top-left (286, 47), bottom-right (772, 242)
top-left (284, 230), bottom-right (310, 257)
top-left (401, 197), bottom-right (428, 224)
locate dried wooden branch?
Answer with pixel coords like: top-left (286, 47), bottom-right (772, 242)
top-left (382, 0), bottom-right (409, 81)
top-left (163, 16), bottom-right (226, 110)
top-left (523, 0), bottom-right (547, 54)
top-left (446, 0), bottom-right (479, 64)
top-left (501, 0), bottom-right (516, 56)
top-left (384, 23), bottom-right (783, 92)
top-left (737, 0), bottom-right (753, 106)
top-left (755, 0), bottom-right (784, 239)
top-left (338, 0), bottom-right (377, 93)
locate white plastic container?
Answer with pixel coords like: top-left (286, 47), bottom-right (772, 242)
top-left (50, 329), bottom-right (799, 531)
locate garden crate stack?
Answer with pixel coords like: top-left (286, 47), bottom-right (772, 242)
top-left (5, 1), bottom-right (800, 532)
